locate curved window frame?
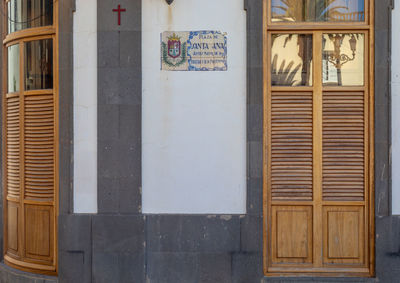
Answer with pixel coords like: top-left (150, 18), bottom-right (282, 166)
top-left (2, 0), bottom-right (58, 275)
top-left (7, 0), bottom-right (54, 34)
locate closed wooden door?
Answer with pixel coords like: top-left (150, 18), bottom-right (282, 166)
top-left (3, 0), bottom-right (58, 275)
top-left (263, 0), bottom-right (374, 277)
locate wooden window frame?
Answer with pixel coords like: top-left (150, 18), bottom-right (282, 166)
top-left (2, 0), bottom-right (59, 275)
top-left (263, 0), bottom-right (375, 277)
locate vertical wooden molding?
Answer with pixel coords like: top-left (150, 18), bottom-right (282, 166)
top-left (18, 41), bottom-right (25, 260)
top-left (369, 0), bottom-right (375, 276)
top-left (262, 0), bottom-right (269, 275)
top-left (313, 30), bottom-right (323, 268)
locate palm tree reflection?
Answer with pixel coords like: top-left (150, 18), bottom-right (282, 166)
top-left (271, 34), bottom-right (313, 87)
top-left (271, 0), bottom-right (365, 22)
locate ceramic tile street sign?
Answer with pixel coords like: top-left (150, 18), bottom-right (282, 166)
top-left (161, 31), bottom-right (227, 71)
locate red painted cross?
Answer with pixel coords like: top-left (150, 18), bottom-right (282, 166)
top-left (112, 4), bottom-right (126, 26)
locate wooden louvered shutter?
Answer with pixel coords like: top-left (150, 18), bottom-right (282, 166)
top-left (270, 91), bottom-right (313, 201)
top-left (265, 30), bottom-right (373, 276)
top-left (6, 96), bottom-right (20, 258)
top-left (24, 94), bottom-right (55, 202)
top-left (322, 92), bottom-right (365, 201)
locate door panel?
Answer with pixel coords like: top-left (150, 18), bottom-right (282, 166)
top-left (271, 206), bottom-right (313, 264)
top-left (25, 205), bottom-right (53, 262)
top-left (323, 206), bottom-right (365, 265)
top-left (7, 203), bottom-right (19, 254)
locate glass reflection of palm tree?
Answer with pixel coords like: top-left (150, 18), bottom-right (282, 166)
top-left (272, 0), bottom-right (350, 22)
top-left (271, 54), bottom-right (302, 86)
top-left (271, 34), bottom-right (312, 86)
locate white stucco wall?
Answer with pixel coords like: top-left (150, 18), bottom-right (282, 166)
top-left (392, 3), bottom-right (400, 214)
top-left (73, 0), bottom-right (98, 213)
top-left (142, 0), bottom-right (247, 214)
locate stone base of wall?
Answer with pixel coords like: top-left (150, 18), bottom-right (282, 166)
top-left (0, 263), bottom-right (57, 283)
top-left (1, 215), bottom-right (400, 283)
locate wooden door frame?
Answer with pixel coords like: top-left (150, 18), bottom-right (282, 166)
top-left (262, 0), bottom-right (375, 277)
top-left (2, 0), bottom-right (59, 275)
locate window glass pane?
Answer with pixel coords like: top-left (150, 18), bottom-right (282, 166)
top-left (271, 34), bottom-right (313, 86)
top-left (271, 0), bottom-right (365, 22)
top-left (8, 45), bottom-right (20, 93)
top-left (322, 33), bottom-right (364, 86)
top-left (8, 0), bottom-right (53, 34)
top-left (25, 39), bottom-right (53, 90)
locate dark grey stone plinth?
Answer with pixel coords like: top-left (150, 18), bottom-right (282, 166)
top-left (0, 263), bottom-right (57, 283)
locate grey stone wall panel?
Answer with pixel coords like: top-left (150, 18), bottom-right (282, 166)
top-left (119, 31), bottom-right (141, 68)
top-left (232, 252), bottom-right (264, 283)
top-left (247, 104), bottom-right (263, 143)
top-left (92, 215), bottom-right (145, 253)
top-left (375, 0), bottom-right (391, 217)
top-left (98, 140), bottom-right (141, 179)
top-left (146, 252), bottom-right (232, 283)
top-left (248, 141), bottom-right (263, 179)
top-left (98, 67), bottom-right (142, 106)
top-left (146, 215), bottom-right (241, 253)
top-left (98, 31), bottom-right (120, 68)
top-left (240, 215), bottom-right (263, 252)
top-left (92, 252), bottom-right (144, 283)
top-left (247, 177), bottom-right (263, 216)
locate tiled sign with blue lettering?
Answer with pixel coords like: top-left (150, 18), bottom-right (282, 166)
top-left (161, 31), bottom-right (227, 71)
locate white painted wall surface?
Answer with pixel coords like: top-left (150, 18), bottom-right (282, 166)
top-left (73, 0), bottom-right (97, 213)
top-left (142, 0), bottom-right (247, 214)
top-left (392, 2), bottom-right (400, 214)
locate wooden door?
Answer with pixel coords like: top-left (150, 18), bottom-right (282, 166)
top-left (263, 0), bottom-right (374, 277)
top-left (3, 0), bottom-right (58, 275)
